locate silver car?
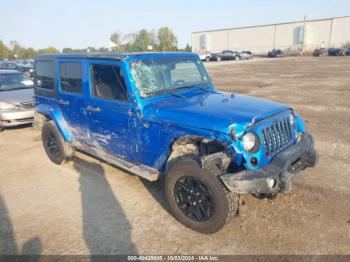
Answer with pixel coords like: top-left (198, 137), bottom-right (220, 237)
top-left (0, 70), bottom-right (34, 131)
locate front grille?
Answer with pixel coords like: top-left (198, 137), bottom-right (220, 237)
top-left (261, 118), bottom-right (293, 158)
top-left (16, 117), bottom-right (34, 123)
top-left (20, 101), bottom-right (35, 109)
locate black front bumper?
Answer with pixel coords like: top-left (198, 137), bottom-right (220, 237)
top-left (220, 133), bottom-right (319, 194)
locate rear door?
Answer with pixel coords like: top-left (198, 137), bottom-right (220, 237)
top-left (85, 61), bottom-right (132, 159)
top-left (57, 61), bottom-right (91, 145)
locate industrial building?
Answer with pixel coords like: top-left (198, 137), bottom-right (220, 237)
top-left (192, 16), bottom-right (350, 54)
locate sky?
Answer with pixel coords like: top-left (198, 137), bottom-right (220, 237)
top-left (1, 0), bottom-right (349, 50)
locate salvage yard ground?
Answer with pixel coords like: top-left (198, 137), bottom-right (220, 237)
top-left (0, 57), bottom-right (349, 255)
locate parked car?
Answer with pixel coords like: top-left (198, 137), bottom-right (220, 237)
top-left (211, 50), bottom-right (241, 61)
top-left (239, 51), bottom-right (253, 60)
top-left (313, 48), bottom-right (327, 57)
top-left (346, 48), bottom-right (350, 56)
top-left (0, 61), bottom-right (34, 78)
top-left (197, 52), bottom-right (212, 62)
top-left (328, 48), bottom-right (345, 56)
top-left (17, 59), bottom-right (34, 68)
top-left (34, 52), bottom-right (318, 234)
top-left (268, 49), bottom-right (284, 58)
top-left (0, 70), bottom-right (35, 131)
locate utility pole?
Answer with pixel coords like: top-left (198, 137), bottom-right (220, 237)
top-left (302, 14), bottom-right (307, 53)
top-left (273, 24), bottom-right (277, 49)
top-left (329, 17), bottom-right (334, 48)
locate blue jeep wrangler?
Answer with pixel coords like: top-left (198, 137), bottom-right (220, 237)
top-left (34, 52), bottom-right (318, 233)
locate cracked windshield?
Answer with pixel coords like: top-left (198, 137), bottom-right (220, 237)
top-left (130, 57), bottom-right (210, 98)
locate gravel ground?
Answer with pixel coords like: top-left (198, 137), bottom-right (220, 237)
top-left (0, 56), bottom-right (349, 256)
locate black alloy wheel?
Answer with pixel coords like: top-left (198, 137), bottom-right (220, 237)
top-left (174, 176), bottom-right (215, 221)
top-left (44, 131), bottom-right (60, 159)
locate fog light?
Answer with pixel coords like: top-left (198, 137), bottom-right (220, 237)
top-left (266, 178), bottom-right (276, 189)
top-left (297, 132), bottom-right (303, 142)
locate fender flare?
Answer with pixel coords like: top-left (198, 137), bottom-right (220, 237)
top-left (36, 104), bottom-right (73, 142)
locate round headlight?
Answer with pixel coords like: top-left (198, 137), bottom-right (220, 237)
top-left (289, 114), bottom-right (295, 126)
top-left (242, 132), bottom-right (257, 152)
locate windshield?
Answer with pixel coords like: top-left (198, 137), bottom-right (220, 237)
top-left (0, 73), bottom-right (33, 91)
top-left (130, 57), bottom-right (211, 98)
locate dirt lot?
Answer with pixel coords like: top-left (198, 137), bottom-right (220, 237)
top-left (0, 57), bottom-right (349, 255)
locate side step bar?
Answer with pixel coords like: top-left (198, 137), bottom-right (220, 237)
top-left (73, 143), bottom-right (159, 182)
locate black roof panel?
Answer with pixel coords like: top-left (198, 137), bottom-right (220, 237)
top-left (34, 52), bottom-right (194, 61)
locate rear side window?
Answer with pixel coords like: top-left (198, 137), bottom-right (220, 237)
top-left (35, 61), bottom-right (55, 90)
top-left (60, 63), bottom-right (82, 94)
top-left (91, 64), bottom-right (127, 102)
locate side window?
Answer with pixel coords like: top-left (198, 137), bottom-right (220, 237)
top-left (60, 63), bottom-right (82, 94)
top-left (7, 63), bottom-right (17, 69)
top-left (35, 61), bottom-right (55, 90)
top-left (91, 64), bottom-right (127, 102)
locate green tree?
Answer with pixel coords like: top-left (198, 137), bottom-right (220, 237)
top-left (62, 47), bottom-right (74, 53)
top-left (343, 42), bottom-right (350, 49)
top-left (133, 29), bottom-right (157, 51)
top-left (110, 32), bottom-right (122, 51)
top-left (37, 47), bottom-right (59, 54)
top-left (10, 40), bottom-right (26, 59)
top-left (0, 40), bottom-right (10, 59)
top-left (98, 47), bottom-right (109, 52)
top-left (157, 27), bottom-right (178, 51)
top-left (184, 43), bottom-right (192, 52)
top-left (24, 47), bottom-right (36, 58)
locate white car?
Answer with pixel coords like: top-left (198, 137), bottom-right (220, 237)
top-left (0, 70), bottom-right (34, 131)
top-left (197, 52), bottom-right (212, 62)
top-left (239, 51), bottom-right (253, 60)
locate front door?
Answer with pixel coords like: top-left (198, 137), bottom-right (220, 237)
top-left (86, 62), bottom-right (132, 160)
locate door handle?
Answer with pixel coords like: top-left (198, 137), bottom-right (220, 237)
top-left (58, 99), bottom-right (69, 106)
top-left (86, 105), bottom-right (101, 112)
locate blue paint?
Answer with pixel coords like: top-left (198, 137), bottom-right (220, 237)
top-left (34, 52), bottom-right (306, 172)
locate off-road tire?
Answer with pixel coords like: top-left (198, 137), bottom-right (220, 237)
top-left (205, 56), bottom-right (211, 62)
top-left (42, 121), bottom-right (74, 165)
top-left (164, 156), bottom-right (239, 234)
top-left (0, 127), bottom-right (4, 132)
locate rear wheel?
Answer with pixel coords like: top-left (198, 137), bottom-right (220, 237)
top-left (205, 56), bottom-right (211, 62)
top-left (0, 127), bottom-right (4, 132)
top-left (217, 57), bottom-right (221, 62)
top-left (42, 121), bottom-right (74, 165)
top-left (164, 157), bottom-right (239, 234)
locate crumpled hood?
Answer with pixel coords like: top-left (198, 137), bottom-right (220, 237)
top-left (143, 91), bottom-right (290, 134)
top-left (0, 88), bottom-right (34, 105)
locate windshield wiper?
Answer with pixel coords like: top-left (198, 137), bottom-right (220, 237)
top-left (165, 89), bottom-right (186, 98)
top-left (146, 88), bottom-right (185, 99)
top-left (176, 83), bottom-right (211, 93)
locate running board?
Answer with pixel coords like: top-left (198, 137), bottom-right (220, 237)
top-left (73, 143), bottom-right (159, 181)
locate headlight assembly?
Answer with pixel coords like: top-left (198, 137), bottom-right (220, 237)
top-left (242, 132), bottom-right (260, 153)
top-left (289, 113), bottom-right (295, 126)
top-left (0, 102), bottom-right (16, 110)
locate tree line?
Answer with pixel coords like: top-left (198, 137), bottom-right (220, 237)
top-left (0, 27), bottom-right (191, 60)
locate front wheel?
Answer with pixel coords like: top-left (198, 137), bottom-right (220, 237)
top-left (42, 121), bottom-right (74, 165)
top-left (164, 157), bottom-right (239, 234)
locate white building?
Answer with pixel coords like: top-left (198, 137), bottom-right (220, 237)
top-left (192, 16), bottom-right (350, 54)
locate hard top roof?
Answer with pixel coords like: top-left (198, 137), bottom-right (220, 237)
top-left (35, 52), bottom-right (195, 61)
